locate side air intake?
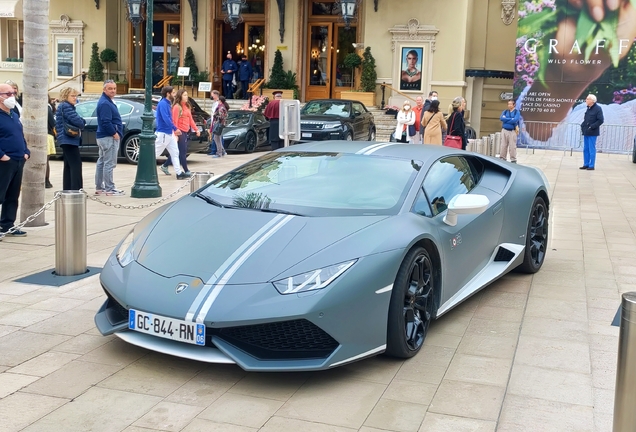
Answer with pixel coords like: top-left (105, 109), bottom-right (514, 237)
top-left (494, 246), bottom-right (515, 262)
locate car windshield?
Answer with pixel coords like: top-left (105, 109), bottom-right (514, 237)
top-left (225, 112), bottom-right (251, 126)
top-left (301, 101), bottom-right (351, 118)
top-left (198, 152), bottom-right (421, 217)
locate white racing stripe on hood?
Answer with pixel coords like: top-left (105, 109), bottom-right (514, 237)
top-left (194, 214), bottom-right (295, 323)
top-left (185, 214), bottom-right (287, 321)
top-left (364, 143), bottom-right (398, 155)
top-left (355, 143), bottom-right (386, 154)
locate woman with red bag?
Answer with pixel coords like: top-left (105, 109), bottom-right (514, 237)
top-left (445, 97), bottom-right (466, 150)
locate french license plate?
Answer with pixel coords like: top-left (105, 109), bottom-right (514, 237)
top-left (128, 309), bottom-right (205, 346)
top-left (302, 132), bottom-right (312, 138)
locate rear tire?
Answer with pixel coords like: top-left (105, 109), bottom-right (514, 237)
top-left (516, 196), bottom-right (548, 273)
top-left (386, 247), bottom-right (438, 358)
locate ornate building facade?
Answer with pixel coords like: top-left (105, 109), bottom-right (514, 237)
top-left (0, 0), bottom-right (518, 135)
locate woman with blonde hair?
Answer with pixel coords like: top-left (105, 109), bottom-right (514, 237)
top-left (446, 96), bottom-right (467, 150)
top-left (421, 100), bottom-right (447, 145)
top-left (394, 100), bottom-right (416, 143)
top-left (55, 87), bottom-right (86, 190)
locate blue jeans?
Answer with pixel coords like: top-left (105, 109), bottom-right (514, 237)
top-left (583, 135), bottom-right (597, 168)
top-left (223, 80), bottom-right (234, 99)
top-left (95, 137), bottom-right (119, 191)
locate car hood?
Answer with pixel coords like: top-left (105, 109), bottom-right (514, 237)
top-left (135, 195), bottom-right (388, 284)
top-left (301, 114), bottom-right (346, 123)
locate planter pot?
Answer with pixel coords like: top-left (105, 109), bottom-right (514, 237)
top-left (339, 91), bottom-right (376, 107)
top-left (262, 89), bottom-right (294, 100)
top-left (83, 80), bottom-right (104, 94)
top-left (116, 83), bottom-right (129, 94)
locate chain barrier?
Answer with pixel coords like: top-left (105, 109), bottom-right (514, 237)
top-left (0, 191), bottom-right (62, 240)
top-left (82, 176), bottom-right (195, 209)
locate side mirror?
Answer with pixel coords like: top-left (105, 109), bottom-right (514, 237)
top-left (443, 194), bottom-right (490, 226)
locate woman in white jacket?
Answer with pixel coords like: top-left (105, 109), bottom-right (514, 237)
top-left (394, 100), bottom-right (416, 143)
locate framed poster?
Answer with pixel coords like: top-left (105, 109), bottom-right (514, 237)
top-left (56, 39), bottom-right (74, 78)
top-left (399, 47), bottom-right (423, 91)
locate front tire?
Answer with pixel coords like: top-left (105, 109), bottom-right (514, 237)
top-left (368, 128), bottom-right (376, 141)
top-left (386, 247), bottom-right (437, 358)
top-left (516, 196), bottom-right (548, 273)
top-left (245, 131), bottom-right (257, 153)
top-left (344, 131), bottom-right (353, 141)
top-left (123, 135), bottom-right (140, 165)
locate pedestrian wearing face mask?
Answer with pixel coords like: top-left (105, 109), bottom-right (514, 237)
top-left (4, 80), bottom-right (22, 119)
top-left (0, 83), bottom-right (30, 238)
top-left (394, 101), bottom-right (416, 143)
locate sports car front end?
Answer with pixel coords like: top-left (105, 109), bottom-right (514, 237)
top-left (95, 148), bottom-right (422, 371)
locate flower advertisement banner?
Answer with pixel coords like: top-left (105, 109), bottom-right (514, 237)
top-left (515, 0), bottom-right (636, 146)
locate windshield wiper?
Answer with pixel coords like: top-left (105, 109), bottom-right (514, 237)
top-left (257, 207), bottom-right (304, 216)
top-left (194, 193), bottom-right (225, 208)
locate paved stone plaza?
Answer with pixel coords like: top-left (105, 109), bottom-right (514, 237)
top-left (0, 148), bottom-right (632, 431)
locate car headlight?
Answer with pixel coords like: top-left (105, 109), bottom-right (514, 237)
top-left (323, 122), bottom-right (342, 129)
top-left (272, 260), bottom-right (356, 295)
top-left (116, 230), bottom-right (135, 267)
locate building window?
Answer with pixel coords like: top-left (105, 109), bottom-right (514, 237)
top-left (6, 20), bottom-right (24, 61)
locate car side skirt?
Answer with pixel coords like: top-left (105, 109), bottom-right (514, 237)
top-left (436, 243), bottom-right (525, 317)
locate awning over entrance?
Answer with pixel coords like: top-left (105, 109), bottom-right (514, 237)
top-left (0, 0), bottom-right (22, 19)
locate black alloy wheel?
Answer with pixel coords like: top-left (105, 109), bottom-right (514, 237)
top-left (517, 196), bottom-right (548, 273)
top-left (386, 247), bottom-right (437, 358)
top-left (245, 131), bottom-right (257, 153)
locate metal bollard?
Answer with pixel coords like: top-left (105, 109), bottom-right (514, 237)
top-left (614, 292), bottom-right (636, 431)
top-left (190, 172), bottom-right (214, 193)
top-left (494, 132), bottom-right (502, 157)
top-left (55, 191), bottom-right (87, 276)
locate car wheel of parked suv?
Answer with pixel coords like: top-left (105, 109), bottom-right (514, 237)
top-left (124, 134), bottom-right (140, 165)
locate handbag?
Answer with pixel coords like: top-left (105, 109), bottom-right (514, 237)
top-left (443, 113), bottom-right (463, 149)
top-left (64, 123), bottom-right (80, 137)
top-left (212, 122), bottom-right (224, 136)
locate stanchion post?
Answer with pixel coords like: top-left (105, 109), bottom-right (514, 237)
top-left (614, 292), bottom-right (636, 431)
top-left (190, 172), bottom-right (213, 193)
top-left (55, 191), bottom-right (87, 276)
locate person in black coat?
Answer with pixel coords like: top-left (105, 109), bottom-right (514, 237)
top-left (238, 55), bottom-right (253, 100)
top-left (580, 94), bottom-right (604, 170)
top-left (446, 97), bottom-right (467, 150)
top-left (220, 52), bottom-right (238, 99)
top-left (46, 95), bottom-right (56, 188)
top-left (55, 87), bottom-right (86, 190)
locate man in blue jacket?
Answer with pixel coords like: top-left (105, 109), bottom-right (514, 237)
top-left (221, 52), bottom-right (238, 99)
top-left (95, 80), bottom-right (125, 196)
top-left (499, 100), bottom-right (520, 163)
top-left (0, 82), bottom-right (29, 238)
top-left (238, 55), bottom-right (253, 100)
top-left (154, 86), bottom-right (186, 179)
top-left (580, 94), bottom-right (604, 170)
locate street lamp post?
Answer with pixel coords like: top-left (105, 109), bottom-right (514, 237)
top-left (125, 0), bottom-right (161, 198)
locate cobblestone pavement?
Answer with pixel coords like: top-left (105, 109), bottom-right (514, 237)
top-left (0, 148), bottom-right (631, 431)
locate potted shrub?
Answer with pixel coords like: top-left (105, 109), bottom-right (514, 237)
top-left (100, 48), bottom-right (117, 80)
top-left (343, 52), bottom-right (361, 90)
top-left (85, 42), bottom-right (105, 93)
top-left (263, 49), bottom-right (295, 99)
top-left (115, 77), bottom-right (129, 94)
top-left (340, 47), bottom-right (377, 107)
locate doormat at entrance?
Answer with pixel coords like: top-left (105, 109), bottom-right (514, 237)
top-left (14, 267), bottom-right (102, 287)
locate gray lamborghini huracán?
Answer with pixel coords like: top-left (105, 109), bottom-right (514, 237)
top-left (95, 141), bottom-right (549, 371)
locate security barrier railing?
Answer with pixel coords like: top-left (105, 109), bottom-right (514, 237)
top-left (520, 121), bottom-right (636, 155)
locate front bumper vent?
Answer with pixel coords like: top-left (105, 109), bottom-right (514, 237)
top-left (215, 319), bottom-right (339, 360)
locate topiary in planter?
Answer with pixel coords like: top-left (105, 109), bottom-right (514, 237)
top-left (360, 47), bottom-right (377, 93)
top-left (100, 48), bottom-right (117, 80)
top-left (266, 49), bottom-right (287, 89)
top-left (184, 47), bottom-right (199, 78)
top-left (343, 52), bottom-right (362, 90)
top-left (87, 42), bottom-right (104, 82)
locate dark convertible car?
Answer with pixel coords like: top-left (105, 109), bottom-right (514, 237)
top-left (299, 99), bottom-right (376, 142)
top-left (218, 110), bottom-right (270, 153)
top-left (55, 95), bottom-right (210, 164)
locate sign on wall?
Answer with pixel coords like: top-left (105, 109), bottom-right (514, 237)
top-left (399, 47), bottom-right (423, 92)
top-left (514, 0), bottom-right (636, 144)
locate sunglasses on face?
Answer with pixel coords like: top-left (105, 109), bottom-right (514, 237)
top-left (0, 92), bottom-right (16, 97)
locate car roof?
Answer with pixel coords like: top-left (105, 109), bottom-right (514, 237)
top-left (285, 141), bottom-right (474, 165)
